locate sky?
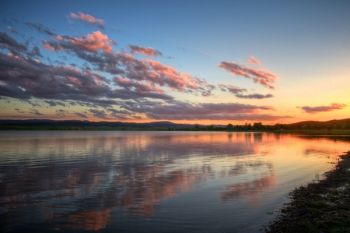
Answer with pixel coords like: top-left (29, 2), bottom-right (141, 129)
top-left (0, 0), bottom-right (349, 124)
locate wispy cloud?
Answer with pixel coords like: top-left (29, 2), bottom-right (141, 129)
top-left (69, 12), bottom-right (104, 28)
top-left (89, 108), bottom-right (108, 119)
top-left (45, 100), bottom-right (66, 107)
top-left (236, 93), bottom-right (273, 99)
top-left (247, 56), bottom-right (261, 65)
top-left (30, 109), bottom-right (42, 116)
top-left (122, 101), bottom-right (286, 121)
top-left (45, 31), bottom-right (114, 53)
top-left (114, 77), bottom-right (165, 94)
top-left (0, 32), bottom-right (27, 54)
top-left (56, 109), bottom-right (66, 117)
top-left (26, 22), bottom-right (56, 36)
top-left (75, 112), bottom-right (88, 118)
top-left (129, 45), bottom-right (162, 57)
top-left (219, 84), bottom-right (247, 94)
top-left (0, 23), bottom-right (281, 121)
top-left (219, 84), bottom-right (273, 99)
top-left (301, 103), bottom-right (346, 113)
top-left (219, 57), bottom-right (277, 89)
top-left (70, 31), bottom-right (113, 53)
top-left (144, 60), bottom-right (215, 96)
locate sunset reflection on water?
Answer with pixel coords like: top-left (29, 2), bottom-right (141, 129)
top-left (0, 131), bottom-right (349, 233)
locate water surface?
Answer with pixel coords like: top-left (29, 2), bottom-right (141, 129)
top-left (1, 131), bottom-right (349, 233)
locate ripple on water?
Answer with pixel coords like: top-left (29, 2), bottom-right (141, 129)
top-left (0, 131), bottom-right (349, 233)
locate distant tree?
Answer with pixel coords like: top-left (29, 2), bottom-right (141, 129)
top-left (253, 122), bottom-right (263, 130)
top-left (207, 125), bottom-right (214, 130)
top-left (226, 123), bottom-right (234, 131)
top-left (274, 123), bottom-right (284, 131)
top-left (194, 124), bottom-right (200, 130)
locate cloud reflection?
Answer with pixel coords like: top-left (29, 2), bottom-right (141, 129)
top-left (0, 132), bottom-right (267, 231)
top-left (1, 132), bottom-right (349, 232)
top-left (221, 173), bottom-right (276, 203)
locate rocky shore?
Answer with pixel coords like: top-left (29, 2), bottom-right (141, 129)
top-left (266, 152), bottom-right (350, 233)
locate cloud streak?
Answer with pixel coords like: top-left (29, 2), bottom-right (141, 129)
top-left (0, 32), bottom-right (27, 54)
top-left (43, 31), bottom-right (114, 53)
top-left (236, 93), bottom-right (273, 99)
top-left (219, 84), bottom-right (273, 99)
top-left (69, 31), bottom-right (114, 53)
top-left (114, 77), bottom-right (165, 94)
top-left (247, 56), bottom-right (261, 65)
top-left (69, 12), bottom-right (104, 28)
top-left (121, 101), bottom-right (287, 121)
top-left (301, 103), bottom-right (346, 113)
top-left (26, 22), bottom-right (56, 36)
top-left (129, 45), bottom-right (162, 57)
top-left (219, 57), bottom-right (277, 89)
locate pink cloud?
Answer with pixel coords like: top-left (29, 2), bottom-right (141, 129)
top-left (42, 42), bottom-right (57, 51)
top-left (235, 93), bottom-right (273, 99)
top-left (69, 31), bottom-right (114, 53)
top-left (145, 60), bottom-right (202, 91)
top-left (219, 58), bottom-right (277, 89)
top-left (129, 45), bottom-right (162, 57)
top-left (247, 56), bottom-right (261, 65)
top-left (41, 34), bottom-right (214, 96)
top-left (113, 57), bottom-right (214, 96)
top-left (125, 101), bottom-right (290, 121)
top-left (219, 84), bottom-right (273, 99)
top-left (114, 76), bottom-right (165, 94)
top-left (219, 84), bottom-right (247, 94)
top-left (301, 103), bottom-right (346, 113)
top-left (66, 76), bottom-right (82, 86)
top-left (69, 12), bottom-right (104, 27)
top-left (113, 55), bottom-right (214, 96)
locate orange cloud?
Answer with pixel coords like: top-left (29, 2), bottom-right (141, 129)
top-left (69, 31), bottom-right (113, 53)
top-left (114, 76), bottom-right (165, 94)
top-left (145, 60), bottom-right (211, 93)
top-left (301, 103), bottom-right (346, 113)
top-left (219, 84), bottom-right (273, 99)
top-left (129, 45), bottom-right (162, 57)
top-left (42, 41), bottom-right (57, 51)
top-left (247, 56), bottom-right (261, 65)
top-left (68, 209), bottom-right (111, 231)
top-left (219, 58), bottom-right (277, 89)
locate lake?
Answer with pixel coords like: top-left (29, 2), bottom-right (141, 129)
top-left (1, 131), bottom-right (349, 233)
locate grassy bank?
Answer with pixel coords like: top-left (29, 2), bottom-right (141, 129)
top-left (277, 129), bottom-right (350, 135)
top-left (2, 127), bottom-right (350, 135)
top-left (265, 152), bottom-right (350, 233)
top-left (1, 119), bottom-right (350, 133)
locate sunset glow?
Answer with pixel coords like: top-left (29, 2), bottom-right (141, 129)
top-left (1, 1), bottom-right (350, 124)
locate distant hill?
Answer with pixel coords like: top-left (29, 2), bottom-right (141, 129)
top-left (0, 118), bottom-right (350, 130)
top-left (282, 118), bottom-right (350, 130)
top-left (0, 119), bottom-right (198, 130)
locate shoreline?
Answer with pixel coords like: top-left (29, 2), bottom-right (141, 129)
top-left (1, 128), bottom-right (350, 135)
top-left (265, 152), bottom-right (350, 233)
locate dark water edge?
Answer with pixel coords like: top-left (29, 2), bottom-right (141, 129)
top-left (266, 152), bottom-right (350, 233)
top-left (1, 118), bottom-right (350, 135)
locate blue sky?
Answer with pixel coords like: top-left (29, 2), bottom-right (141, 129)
top-left (0, 0), bottom-right (350, 123)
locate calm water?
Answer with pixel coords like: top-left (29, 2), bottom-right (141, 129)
top-left (1, 131), bottom-right (350, 233)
